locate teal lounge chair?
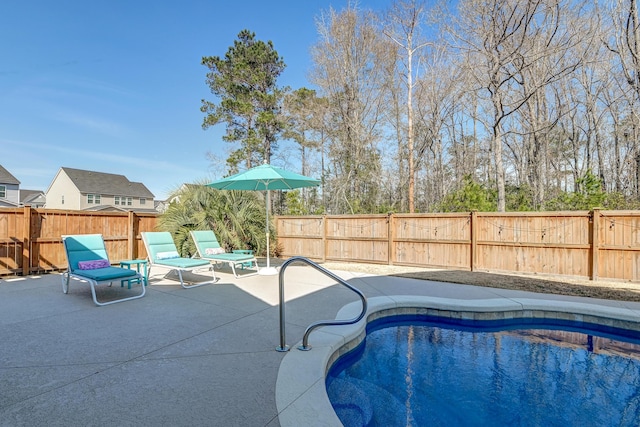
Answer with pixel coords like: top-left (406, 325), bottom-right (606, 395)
top-left (141, 231), bottom-right (217, 288)
top-left (190, 230), bottom-right (259, 278)
top-left (61, 234), bottom-right (145, 306)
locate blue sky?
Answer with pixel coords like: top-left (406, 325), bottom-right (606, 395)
top-left (1, 0), bottom-right (388, 200)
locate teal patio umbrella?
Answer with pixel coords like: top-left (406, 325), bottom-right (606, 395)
top-left (207, 163), bottom-right (320, 275)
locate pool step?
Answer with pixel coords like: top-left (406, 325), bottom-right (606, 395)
top-left (327, 377), bottom-right (408, 426)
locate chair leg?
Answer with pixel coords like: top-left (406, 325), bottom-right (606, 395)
top-left (145, 265), bottom-right (166, 284)
top-left (177, 269), bottom-right (185, 288)
top-left (178, 266), bottom-right (217, 289)
top-left (229, 259), bottom-right (259, 278)
top-left (90, 281), bottom-right (146, 306)
top-left (61, 271), bottom-right (70, 294)
top-left (229, 262), bottom-right (238, 278)
top-left (89, 281), bottom-right (100, 306)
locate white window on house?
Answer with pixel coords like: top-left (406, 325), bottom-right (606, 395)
top-left (140, 198), bottom-right (146, 205)
top-left (87, 194), bottom-right (101, 204)
top-left (95, 194), bottom-right (101, 204)
top-left (0, 185), bottom-right (5, 198)
top-left (114, 196), bottom-right (131, 206)
top-left (61, 195), bottom-right (64, 205)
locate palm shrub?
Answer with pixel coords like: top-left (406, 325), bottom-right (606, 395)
top-left (158, 183), bottom-right (270, 257)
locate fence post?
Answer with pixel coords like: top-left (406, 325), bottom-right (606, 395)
top-left (470, 211), bottom-right (477, 272)
top-left (127, 211), bottom-right (137, 259)
top-left (590, 208), bottom-right (600, 281)
top-left (22, 206), bottom-right (32, 276)
top-left (322, 215), bottom-right (327, 263)
top-left (388, 213), bottom-right (395, 266)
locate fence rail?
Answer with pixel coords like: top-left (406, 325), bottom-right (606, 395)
top-left (0, 207), bottom-right (158, 276)
top-left (275, 209), bottom-right (640, 283)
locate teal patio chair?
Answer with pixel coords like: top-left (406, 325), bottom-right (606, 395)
top-left (61, 234), bottom-right (145, 306)
top-left (190, 230), bottom-right (259, 278)
top-left (141, 231), bottom-right (217, 288)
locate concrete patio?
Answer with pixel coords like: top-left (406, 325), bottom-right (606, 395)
top-left (2, 260), bottom-right (640, 426)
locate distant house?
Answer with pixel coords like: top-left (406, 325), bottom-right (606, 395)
top-left (154, 199), bottom-right (170, 213)
top-left (166, 183), bottom-right (200, 204)
top-left (20, 189), bottom-right (46, 208)
top-left (0, 165), bottom-right (21, 207)
top-left (45, 167), bottom-right (156, 212)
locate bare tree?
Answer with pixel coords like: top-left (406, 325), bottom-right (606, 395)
top-left (383, 0), bottom-right (432, 213)
top-left (554, 77), bottom-right (588, 188)
top-left (310, 3), bottom-right (394, 213)
top-left (452, 0), bottom-right (532, 211)
top-left (600, 65), bottom-right (630, 193)
top-left (414, 44), bottom-right (462, 210)
top-left (608, 0), bottom-right (640, 100)
top-left (451, 0), bottom-right (583, 210)
top-left (519, 1), bottom-right (588, 207)
top-left (606, 0), bottom-right (640, 197)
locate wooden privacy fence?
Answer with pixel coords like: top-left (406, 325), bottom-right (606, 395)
top-left (275, 210), bottom-right (640, 283)
top-left (3, 207), bottom-right (640, 283)
top-left (0, 207), bottom-right (158, 276)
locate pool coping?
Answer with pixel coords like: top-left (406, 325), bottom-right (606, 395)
top-left (275, 295), bottom-right (640, 426)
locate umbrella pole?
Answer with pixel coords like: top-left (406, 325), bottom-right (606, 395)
top-left (266, 189), bottom-right (270, 269)
top-left (259, 189), bottom-right (278, 276)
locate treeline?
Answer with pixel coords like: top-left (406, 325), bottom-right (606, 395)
top-left (200, 0), bottom-right (640, 214)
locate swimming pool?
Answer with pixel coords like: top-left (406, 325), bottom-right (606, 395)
top-left (275, 296), bottom-right (640, 427)
top-left (326, 314), bottom-right (640, 426)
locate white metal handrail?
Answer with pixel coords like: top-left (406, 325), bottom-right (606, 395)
top-left (276, 256), bottom-right (368, 352)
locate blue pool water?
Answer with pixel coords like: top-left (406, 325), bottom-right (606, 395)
top-left (326, 315), bottom-right (640, 426)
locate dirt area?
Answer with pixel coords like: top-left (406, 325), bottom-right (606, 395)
top-left (319, 261), bottom-right (640, 303)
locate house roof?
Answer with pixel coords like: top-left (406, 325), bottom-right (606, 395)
top-left (83, 205), bottom-right (159, 214)
top-left (20, 189), bottom-right (45, 204)
top-left (0, 165), bottom-right (20, 185)
top-left (61, 167), bottom-right (154, 198)
top-left (0, 198), bottom-right (19, 207)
